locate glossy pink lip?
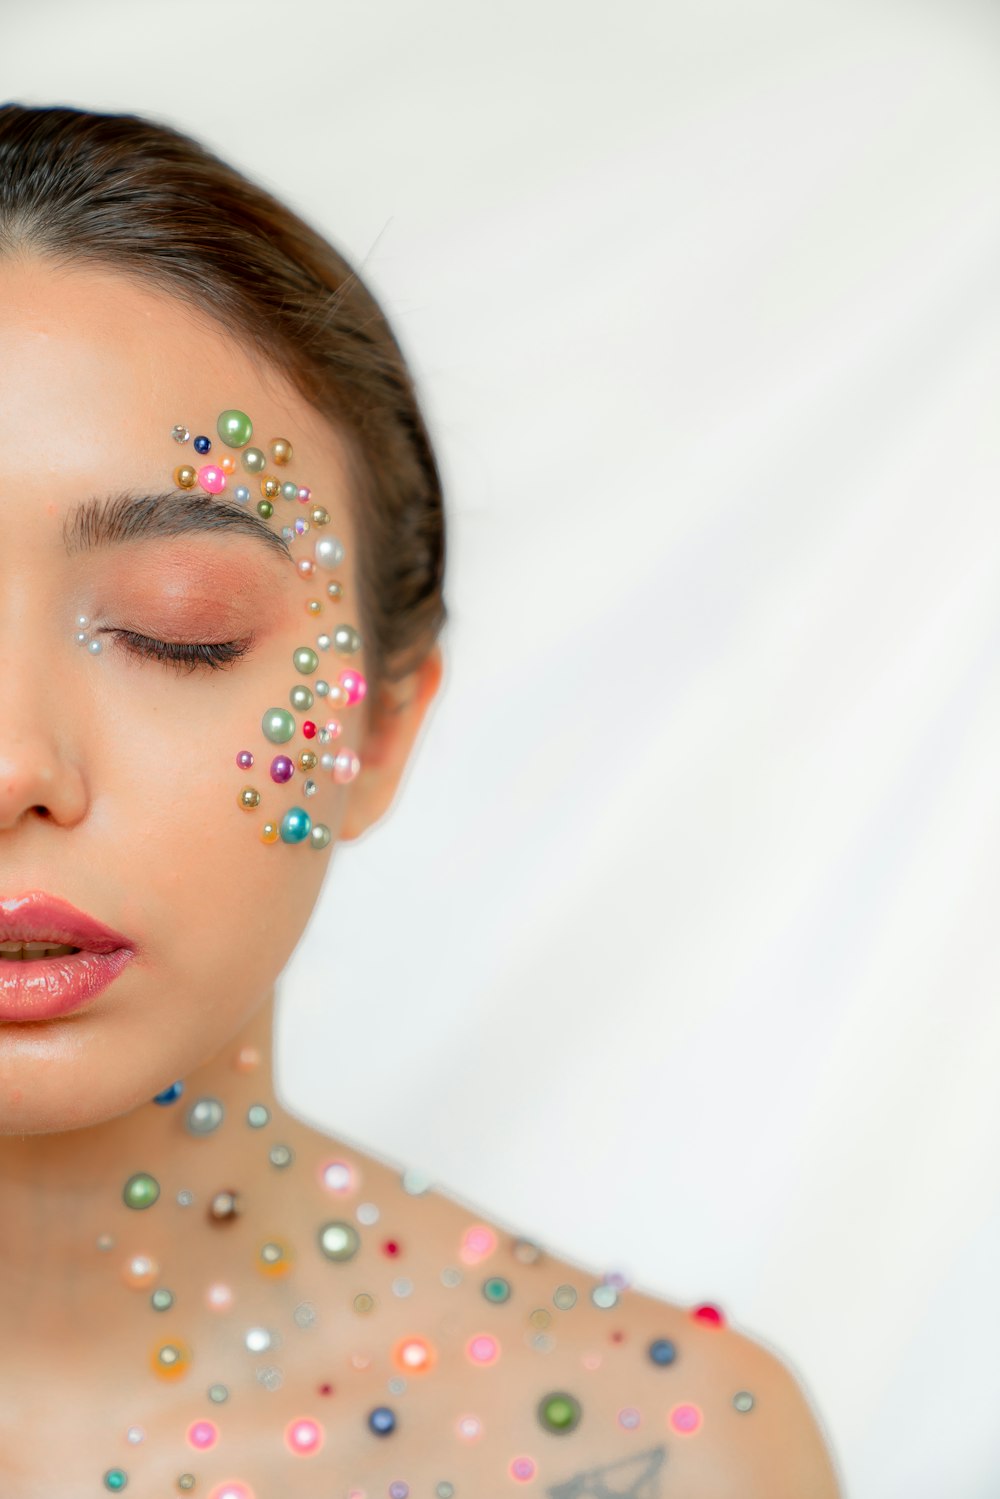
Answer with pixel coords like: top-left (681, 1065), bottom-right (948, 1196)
top-left (0, 892), bottom-right (136, 1022)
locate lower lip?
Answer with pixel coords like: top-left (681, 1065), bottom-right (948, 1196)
top-left (0, 949), bottom-right (135, 1022)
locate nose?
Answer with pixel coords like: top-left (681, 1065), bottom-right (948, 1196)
top-left (0, 631), bottom-right (88, 834)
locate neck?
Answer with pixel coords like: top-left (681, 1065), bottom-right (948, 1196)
top-left (0, 987), bottom-right (290, 1362)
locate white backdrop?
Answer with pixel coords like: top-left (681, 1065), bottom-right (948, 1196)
top-left (4, 2), bottom-right (1000, 1494)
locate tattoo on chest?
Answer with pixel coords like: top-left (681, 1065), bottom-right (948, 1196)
top-left (545, 1443), bottom-right (667, 1497)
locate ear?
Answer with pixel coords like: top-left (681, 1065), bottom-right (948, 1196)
top-left (337, 644), bottom-right (444, 843)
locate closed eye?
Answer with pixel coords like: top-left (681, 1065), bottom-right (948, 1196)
top-left (103, 629), bottom-right (256, 674)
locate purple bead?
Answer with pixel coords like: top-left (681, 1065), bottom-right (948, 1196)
top-left (237, 750), bottom-right (254, 769)
top-left (270, 755), bottom-right (295, 784)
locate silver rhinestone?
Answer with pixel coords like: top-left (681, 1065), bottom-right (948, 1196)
top-left (177, 1189), bottom-right (194, 1206)
top-left (387, 1376), bottom-right (406, 1395)
top-left (391, 1277), bottom-right (413, 1298)
top-left (441, 1267), bottom-right (462, 1287)
top-left (269, 1143), bottom-right (293, 1168)
top-left (293, 1302), bottom-right (317, 1329)
top-left (171, 424), bottom-right (190, 443)
top-left (256, 1365), bottom-right (283, 1391)
top-left (532, 1332), bottom-right (555, 1352)
top-left (208, 1384), bottom-right (229, 1404)
top-left (247, 1103), bottom-right (270, 1128)
top-left (303, 780), bottom-right (317, 797)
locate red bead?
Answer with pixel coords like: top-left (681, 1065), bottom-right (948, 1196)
top-left (691, 1303), bottom-right (725, 1328)
top-left (382, 1239), bottom-right (400, 1256)
top-left (302, 721), bottom-right (317, 738)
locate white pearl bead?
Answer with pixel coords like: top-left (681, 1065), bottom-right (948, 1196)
top-left (76, 614), bottom-right (90, 628)
top-left (314, 537), bottom-right (345, 571)
top-left (74, 631), bottom-right (89, 646)
top-left (87, 639), bottom-right (102, 654)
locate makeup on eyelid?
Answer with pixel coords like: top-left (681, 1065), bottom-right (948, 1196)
top-left (74, 407), bottom-right (368, 853)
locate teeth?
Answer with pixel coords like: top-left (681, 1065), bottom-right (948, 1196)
top-left (0, 941), bottom-right (82, 960)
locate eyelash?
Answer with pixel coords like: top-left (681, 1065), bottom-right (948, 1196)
top-left (107, 629), bottom-right (255, 674)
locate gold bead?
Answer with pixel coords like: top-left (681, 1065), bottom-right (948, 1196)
top-left (150, 1337), bottom-right (192, 1381)
top-left (306, 599), bottom-right (322, 616)
top-left (298, 751), bottom-right (317, 772)
top-left (271, 438), bottom-right (293, 466)
top-left (174, 465), bottom-right (197, 489)
top-left (238, 786), bottom-right (261, 810)
top-left (261, 822), bottom-right (279, 844)
top-left (257, 1237), bottom-right (295, 1278)
top-left (311, 506), bottom-right (330, 526)
top-left (260, 475), bottom-right (280, 500)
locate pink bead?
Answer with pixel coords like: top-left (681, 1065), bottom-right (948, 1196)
top-left (466, 1333), bottom-right (499, 1365)
top-left (323, 720), bottom-right (342, 739)
top-left (207, 1485), bottom-right (255, 1499)
top-left (510, 1457), bottom-right (537, 1482)
top-left (205, 1282), bottom-right (234, 1312)
top-left (332, 749), bottom-right (361, 785)
top-left (319, 1159), bottom-right (355, 1194)
top-left (692, 1302), bottom-right (725, 1328)
top-left (297, 558), bottom-right (316, 578)
top-left (297, 487), bottom-right (311, 502)
top-left (338, 669), bottom-right (367, 706)
top-left (669, 1402), bottom-right (703, 1435)
top-left (187, 1420), bottom-right (218, 1450)
top-left (198, 465), bottom-right (226, 495)
top-left (236, 750), bottom-right (254, 769)
top-left (285, 1417), bottom-right (323, 1455)
top-left (461, 1224), bottom-right (498, 1263)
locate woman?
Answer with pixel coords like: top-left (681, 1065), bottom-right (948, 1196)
top-left (0, 104), bottom-right (842, 1498)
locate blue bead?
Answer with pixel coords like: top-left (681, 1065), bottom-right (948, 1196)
top-left (193, 435), bottom-right (211, 454)
top-left (152, 1080), bottom-right (185, 1106)
top-left (368, 1405), bottom-right (396, 1435)
top-left (648, 1337), bottom-right (677, 1366)
top-left (279, 807), bottom-right (312, 844)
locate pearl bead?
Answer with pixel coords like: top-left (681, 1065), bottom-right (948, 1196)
top-left (220, 456), bottom-right (236, 474)
top-left (298, 751), bottom-right (317, 771)
top-left (289, 684), bottom-right (313, 711)
top-left (306, 600), bottom-right (322, 617)
top-left (319, 753), bottom-right (335, 770)
top-left (76, 613), bottom-right (90, 628)
top-left (74, 630), bottom-right (88, 646)
top-left (238, 786), bottom-right (261, 810)
top-left (174, 464), bottom-right (197, 489)
top-left (171, 424), bottom-right (190, 443)
top-left (296, 558), bottom-right (315, 578)
top-left (315, 680), bottom-right (330, 697)
top-left (193, 435), bottom-right (211, 455)
top-left (318, 1220), bottom-right (360, 1262)
top-left (262, 707), bottom-right (296, 743)
top-left (271, 438), bottom-right (293, 465)
top-left (280, 481), bottom-right (298, 501)
top-left (241, 446), bottom-right (266, 473)
top-left (311, 506), bottom-right (329, 525)
top-left (293, 646), bottom-right (319, 675)
top-left (334, 624), bottom-right (362, 655)
top-left (338, 668), bottom-right (367, 705)
top-left (122, 1172), bottom-right (160, 1210)
top-left (537, 1392), bottom-right (582, 1433)
top-left (257, 500), bottom-right (274, 520)
top-left (198, 465), bottom-right (226, 495)
top-left (122, 1253), bottom-right (159, 1289)
top-left (310, 823), bottom-right (332, 850)
top-left (327, 580), bottom-right (343, 601)
top-left (333, 749), bottom-right (361, 784)
top-left (297, 486), bottom-right (311, 503)
top-left (87, 638), bottom-right (102, 654)
top-left (234, 485), bottom-right (250, 504)
top-left (236, 750), bottom-right (254, 769)
top-left (186, 1097), bottom-right (224, 1134)
top-left (260, 475), bottom-right (280, 500)
top-left (217, 409), bottom-right (253, 447)
top-left (279, 807), bottom-right (312, 844)
top-left (269, 756), bottom-right (294, 784)
top-left (316, 634), bottom-right (331, 650)
top-left (261, 822), bottom-right (279, 844)
top-left (314, 536), bottom-right (345, 571)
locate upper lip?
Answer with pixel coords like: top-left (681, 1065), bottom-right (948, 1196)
top-left (0, 892), bottom-right (134, 954)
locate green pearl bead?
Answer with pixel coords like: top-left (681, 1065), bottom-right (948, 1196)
top-left (281, 481), bottom-right (298, 501)
top-left (318, 1219), bottom-right (361, 1262)
top-left (262, 707), bottom-right (296, 743)
top-left (257, 500), bottom-right (274, 520)
top-left (537, 1391), bottom-right (582, 1433)
top-left (333, 624), bottom-right (362, 655)
top-left (241, 446), bottom-right (266, 473)
top-left (103, 1468), bottom-right (128, 1491)
top-left (217, 409), bottom-right (253, 448)
top-left (289, 685), bottom-right (314, 711)
top-left (122, 1172), bottom-right (160, 1211)
top-left (293, 646), bottom-right (319, 675)
top-left (310, 823), bottom-right (332, 850)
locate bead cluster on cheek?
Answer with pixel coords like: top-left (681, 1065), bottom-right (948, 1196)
top-left (167, 409), bottom-right (365, 850)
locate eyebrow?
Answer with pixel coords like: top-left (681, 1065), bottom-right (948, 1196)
top-left (62, 489), bottom-right (294, 565)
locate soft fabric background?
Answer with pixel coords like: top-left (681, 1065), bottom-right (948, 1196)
top-left (3, 1), bottom-right (999, 1493)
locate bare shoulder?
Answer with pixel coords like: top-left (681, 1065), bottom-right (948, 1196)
top-left (279, 1121), bottom-right (842, 1497)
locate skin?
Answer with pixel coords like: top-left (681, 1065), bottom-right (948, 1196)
top-left (0, 256), bottom-right (843, 1498)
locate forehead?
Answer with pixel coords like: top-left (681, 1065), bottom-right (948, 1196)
top-left (0, 256), bottom-right (351, 523)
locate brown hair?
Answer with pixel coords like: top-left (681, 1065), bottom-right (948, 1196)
top-left (0, 103), bottom-right (448, 706)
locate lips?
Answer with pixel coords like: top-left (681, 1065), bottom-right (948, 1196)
top-left (0, 891), bottom-right (134, 955)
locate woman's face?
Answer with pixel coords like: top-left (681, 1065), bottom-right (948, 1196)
top-left (0, 256), bottom-right (413, 1134)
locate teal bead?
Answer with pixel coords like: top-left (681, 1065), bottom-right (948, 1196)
top-left (216, 409), bottom-right (253, 448)
top-left (280, 807), bottom-right (312, 843)
top-left (281, 481), bottom-right (298, 501)
top-left (122, 1172), bottom-right (160, 1210)
top-left (483, 1276), bottom-right (511, 1303)
top-left (103, 1470), bottom-right (128, 1491)
top-left (262, 707), bottom-right (296, 744)
top-left (293, 647), bottom-right (319, 675)
top-left (241, 446), bottom-right (266, 474)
